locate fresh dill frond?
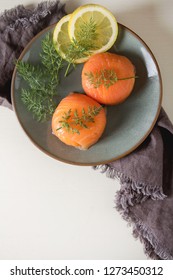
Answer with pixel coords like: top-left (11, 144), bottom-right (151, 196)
top-left (57, 109), bottom-right (80, 134)
top-left (40, 33), bottom-right (63, 85)
top-left (57, 105), bottom-right (102, 134)
top-left (85, 69), bottom-right (138, 89)
top-left (64, 17), bottom-right (99, 74)
top-left (16, 32), bottom-right (64, 122)
top-left (85, 71), bottom-right (103, 88)
top-left (21, 88), bottom-right (55, 122)
top-left (16, 61), bottom-right (49, 94)
top-left (66, 38), bottom-right (91, 62)
top-left (75, 17), bottom-right (99, 49)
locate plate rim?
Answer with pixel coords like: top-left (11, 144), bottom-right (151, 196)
top-left (11, 22), bottom-right (163, 166)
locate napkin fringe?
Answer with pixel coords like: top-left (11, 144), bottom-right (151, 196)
top-left (117, 210), bottom-right (173, 260)
top-left (133, 220), bottom-right (173, 259)
top-left (93, 165), bottom-right (166, 207)
top-left (94, 164), bottom-right (170, 259)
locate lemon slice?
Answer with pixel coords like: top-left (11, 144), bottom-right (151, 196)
top-left (53, 14), bottom-right (88, 64)
top-left (53, 5), bottom-right (118, 64)
top-left (68, 4), bottom-right (118, 58)
top-left (53, 14), bottom-right (72, 61)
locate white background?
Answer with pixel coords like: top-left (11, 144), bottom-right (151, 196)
top-left (0, 0), bottom-right (173, 260)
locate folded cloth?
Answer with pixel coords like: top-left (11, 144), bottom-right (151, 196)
top-left (0, 0), bottom-right (66, 103)
top-left (1, 1), bottom-right (173, 260)
top-left (94, 108), bottom-right (173, 259)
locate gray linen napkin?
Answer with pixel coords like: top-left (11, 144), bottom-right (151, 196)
top-left (1, 1), bottom-right (173, 260)
top-left (94, 108), bottom-right (173, 259)
top-left (0, 0), bottom-right (66, 105)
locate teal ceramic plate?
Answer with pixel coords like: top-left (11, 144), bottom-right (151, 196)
top-left (11, 23), bottom-right (162, 166)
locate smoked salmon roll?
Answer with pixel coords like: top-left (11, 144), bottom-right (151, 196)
top-left (52, 93), bottom-right (106, 149)
top-left (82, 52), bottom-right (136, 105)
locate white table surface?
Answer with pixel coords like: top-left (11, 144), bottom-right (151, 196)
top-left (0, 0), bottom-right (173, 260)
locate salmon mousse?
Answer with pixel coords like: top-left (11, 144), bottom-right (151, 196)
top-left (52, 93), bottom-right (106, 149)
top-left (82, 52), bottom-right (136, 105)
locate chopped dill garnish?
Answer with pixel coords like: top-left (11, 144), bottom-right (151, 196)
top-left (57, 105), bottom-right (102, 134)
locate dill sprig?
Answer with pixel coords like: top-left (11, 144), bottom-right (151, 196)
top-left (85, 69), bottom-right (138, 89)
top-left (40, 33), bottom-right (63, 85)
top-left (64, 17), bottom-right (99, 72)
top-left (57, 105), bottom-right (102, 134)
top-left (20, 88), bottom-right (55, 122)
top-left (75, 17), bottom-right (99, 49)
top-left (65, 38), bottom-right (92, 64)
top-left (16, 33), bottom-right (64, 122)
